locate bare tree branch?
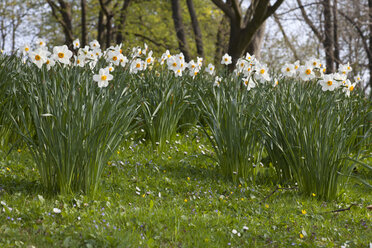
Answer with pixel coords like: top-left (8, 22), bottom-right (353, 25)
top-left (211, 0), bottom-right (234, 20)
top-left (338, 10), bottom-right (372, 60)
top-left (321, 204), bottom-right (356, 214)
top-left (273, 13), bottom-right (300, 61)
top-left (243, 0), bottom-right (259, 24)
top-left (46, 0), bottom-right (67, 29)
top-left (266, 0), bottom-right (286, 19)
top-left (46, 0), bottom-right (74, 47)
top-left (296, 0), bottom-right (324, 42)
top-left (126, 32), bottom-right (170, 49)
top-left (276, 2), bottom-right (322, 16)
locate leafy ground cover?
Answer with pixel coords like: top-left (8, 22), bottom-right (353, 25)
top-left (1, 129), bottom-right (371, 247)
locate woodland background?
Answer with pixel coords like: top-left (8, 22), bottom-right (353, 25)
top-left (0, 0), bottom-right (371, 95)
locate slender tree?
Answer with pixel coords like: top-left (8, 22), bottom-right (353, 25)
top-left (81, 0), bottom-right (87, 47)
top-left (98, 0), bottom-right (116, 49)
top-left (116, 0), bottom-right (131, 44)
top-left (186, 0), bottom-right (204, 57)
top-left (97, 9), bottom-right (105, 46)
top-left (0, 0), bottom-right (9, 51)
top-left (333, 0), bottom-right (340, 69)
top-left (296, 0), bottom-right (339, 73)
top-left (0, 18), bottom-right (6, 51)
top-left (323, 0), bottom-right (335, 72)
top-left (171, 0), bottom-right (191, 61)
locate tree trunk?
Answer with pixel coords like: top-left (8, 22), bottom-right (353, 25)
top-left (323, 0), bottom-right (334, 73)
top-left (212, 0), bottom-right (284, 70)
top-left (46, 0), bottom-right (74, 48)
top-left (58, 0), bottom-right (74, 48)
top-left (214, 15), bottom-right (229, 65)
top-left (106, 15), bottom-right (112, 48)
top-left (97, 10), bottom-right (105, 47)
top-left (0, 18), bottom-right (5, 51)
top-left (81, 0), bottom-right (87, 47)
top-left (11, 19), bottom-right (16, 53)
top-left (98, 0), bottom-right (115, 50)
top-left (116, 0), bottom-right (131, 44)
top-left (171, 0), bottom-right (191, 61)
top-left (227, 24), bottom-right (245, 69)
top-left (332, 0), bottom-right (339, 70)
top-left (227, 19), bottom-right (265, 69)
top-left (369, 0), bottom-right (372, 97)
top-left (186, 0), bottom-right (204, 57)
top-left (245, 22), bottom-right (266, 59)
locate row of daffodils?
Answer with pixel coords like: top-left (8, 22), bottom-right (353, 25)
top-left (22, 38), bottom-right (361, 96)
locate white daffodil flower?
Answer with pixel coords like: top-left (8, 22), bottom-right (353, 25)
top-left (299, 63), bottom-right (315, 81)
top-left (21, 43), bottom-right (31, 56)
top-left (255, 63), bottom-right (271, 82)
top-left (281, 63), bottom-right (296, 78)
top-left (36, 38), bottom-right (46, 48)
top-left (130, 59), bottom-right (144, 74)
top-left (29, 48), bottom-right (49, 69)
top-left (53, 45), bottom-right (73, 65)
top-left (89, 40), bottom-right (100, 49)
top-left (221, 53), bottom-right (232, 65)
top-left (73, 38), bottom-right (80, 49)
top-left (243, 77), bottom-right (256, 91)
top-left (93, 68), bottom-right (113, 88)
top-left (319, 74), bottom-right (339, 91)
top-left (214, 76), bottom-right (222, 87)
top-left (167, 56), bottom-right (181, 72)
top-left (45, 57), bottom-right (55, 71)
top-left (206, 63), bottom-right (215, 75)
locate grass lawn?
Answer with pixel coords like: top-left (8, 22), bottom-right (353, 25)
top-left (0, 129), bottom-right (371, 247)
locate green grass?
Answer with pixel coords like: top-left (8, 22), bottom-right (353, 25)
top-left (1, 130), bottom-right (371, 248)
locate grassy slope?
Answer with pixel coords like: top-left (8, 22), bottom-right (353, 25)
top-left (0, 130), bottom-right (371, 248)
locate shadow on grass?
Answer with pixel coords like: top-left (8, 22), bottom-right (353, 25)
top-left (0, 147), bottom-right (45, 195)
top-left (0, 175), bottom-right (43, 196)
top-left (164, 158), bottom-right (221, 181)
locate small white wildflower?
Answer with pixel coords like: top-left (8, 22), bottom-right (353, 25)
top-left (53, 208), bottom-right (61, 214)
